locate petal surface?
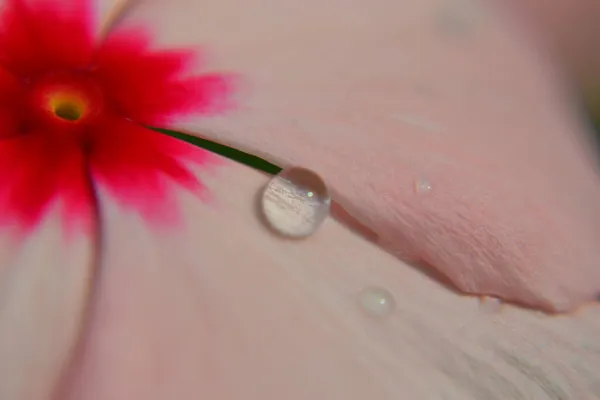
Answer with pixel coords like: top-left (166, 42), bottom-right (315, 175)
top-left (113, 0), bottom-right (600, 311)
top-left (0, 64), bottom-right (21, 138)
top-left (0, 207), bottom-right (95, 400)
top-left (496, 0), bottom-right (600, 90)
top-left (94, 29), bottom-right (231, 126)
top-left (0, 0), bottom-right (126, 76)
top-left (59, 154), bottom-right (600, 399)
top-left (0, 57), bottom-right (96, 397)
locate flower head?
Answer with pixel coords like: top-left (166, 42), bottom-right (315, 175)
top-left (0, 0), bottom-right (230, 235)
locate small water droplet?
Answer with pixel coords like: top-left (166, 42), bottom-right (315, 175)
top-left (415, 178), bottom-right (432, 193)
top-left (261, 166), bottom-right (331, 238)
top-left (358, 287), bottom-right (396, 317)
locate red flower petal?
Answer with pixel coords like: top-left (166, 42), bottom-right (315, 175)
top-left (95, 27), bottom-right (232, 125)
top-left (0, 66), bottom-right (24, 137)
top-left (0, 0), bottom-right (94, 76)
top-left (0, 132), bottom-right (94, 235)
top-left (0, 0), bottom-right (232, 231)
top-left (88, 114), bottom-right (219, 225)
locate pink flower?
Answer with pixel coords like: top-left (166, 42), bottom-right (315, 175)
top-left (0, 0), bottom-right (599, 399)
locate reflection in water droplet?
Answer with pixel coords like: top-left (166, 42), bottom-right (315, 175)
top-left (358, 287), bottom-right (396, 317)
top-left (261, 166), bottom-right (331, 238)
top-left (415, 178), bottom-right (432, 193)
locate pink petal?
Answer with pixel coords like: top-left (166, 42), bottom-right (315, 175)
top-left (0, 206), bottom-right (95, 399)
top-left (496, 0), bottom-right (600, 90)
top-left (112, 0), bottom-right (600, 311)
top-left (58, 157), bottom-right (600, 399)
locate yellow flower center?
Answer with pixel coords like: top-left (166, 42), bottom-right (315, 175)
top-left (49, 93), bottom-right (87, 122)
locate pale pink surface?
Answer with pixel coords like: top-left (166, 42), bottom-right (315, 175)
top-left (496, 0), bottom-right (600, 90)
top-left (1, 0), bottom-right (600, 399)
top-left (113, 0), bottom-right (600, 311)
top-left (59, 161), bottom-right (600, 399)
top-left (0, 206), bottom-right (94, 400)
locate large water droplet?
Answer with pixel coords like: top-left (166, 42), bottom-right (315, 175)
top-left (358, 287), bottom-right (396, 317)
top-left (261, 166), bottom-right (331, 238)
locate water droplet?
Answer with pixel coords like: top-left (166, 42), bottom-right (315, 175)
top-left (415, 178), bottom-right (432, 193)
top-left (358, 287), bottom-right (396, 317)
top-left (261, 166), bottom-right (331, 238)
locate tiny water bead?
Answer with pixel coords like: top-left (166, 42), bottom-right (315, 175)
top-left (415, 178), bottom-right (432, 193)
top-left (358, 287), bottom-right (396, 317)
top-left (261, 166), bottom-right (331, 238)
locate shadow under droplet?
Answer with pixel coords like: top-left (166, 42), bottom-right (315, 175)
top-left (329, 202), bottom-right (379, 244)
